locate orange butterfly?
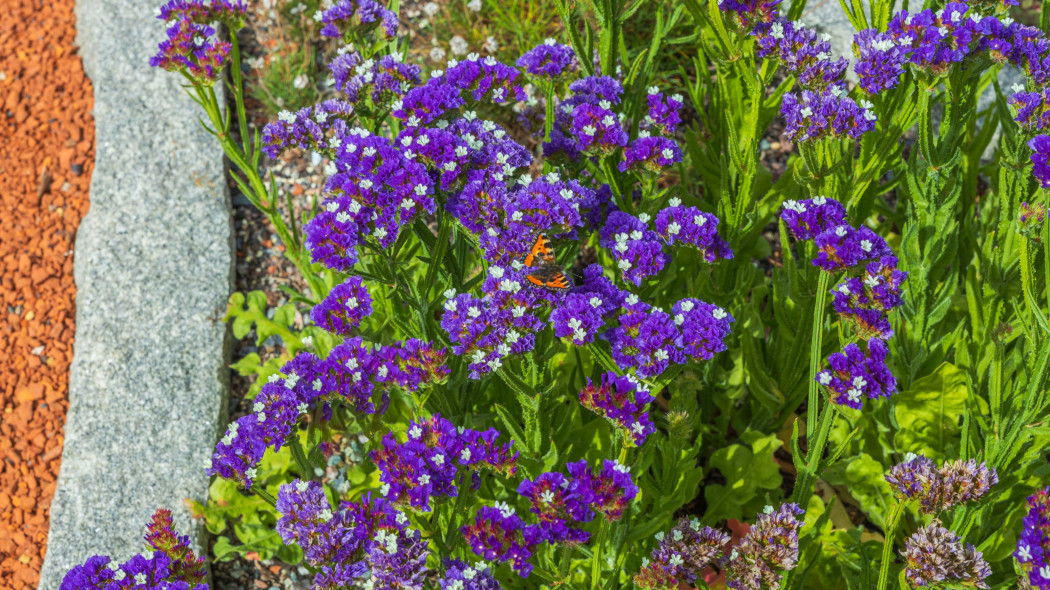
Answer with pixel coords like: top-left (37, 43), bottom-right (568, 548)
top-left (524, 233), bottom-right (572, 290)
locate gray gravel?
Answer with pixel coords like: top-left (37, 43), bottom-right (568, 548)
top-left (38, 0), bottom-right (233, 587)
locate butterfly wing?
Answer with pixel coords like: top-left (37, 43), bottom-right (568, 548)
top-left (526, 264), bottom-right (572, 290)
top-left (523, 233), bottom-right (556, 267)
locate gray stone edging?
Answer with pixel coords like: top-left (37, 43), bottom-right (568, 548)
top-left (38, 0), bottom-right (232, 587)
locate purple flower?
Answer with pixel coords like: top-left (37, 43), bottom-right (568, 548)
top-left (654, 200), bottom-right (734, 261)
top-left (812, 224), bottom-right (892, 272)
top-left (724, 504), bottom-right (805, 590)
top-left (644, 89), bottom-right (684, 134)
top-left (329, 51), bottom-right (421, 105)
top-left (157, 0), bottom-right (247, 26)
top-left (886, 454), bottom-right (998, 513)
top-left (1016, 488), bottom-right (1050, 589)
top-left (568, 76), bottom-right (624, 103)
top-left (1020, 201), bottom-right (1047, 240)
top-left (600, 211), bottom-right (667, 286)
top-left (903, 522), bottom-right (990, 588)
top-left (438, 559), bottom-right (502, 590)
top-left (276, 479), bottom-right (362, 565)
top-left (566, 459), bottom-right (639, 520)
top-left (634, 517), bottom-right (730, 589)
top-left (549, 292), bottom-right (606, 345)
top-left (61, 512), bottom-right (208, 590)
top-left (311, 276), bottom-right (372, 335)
top-left (816, 338), bottom-right (897, 409)
top-left (149, 18), bottom-right (230, 83)
top-left (315, 0), bottom-right (398, 40)
top-left (462, 504), bottom-right (536, 577)
top-left (517, 39), bottom-right (577, 77)
top-left (852, 29), bottom-right (909, 94)
top-left (517, 472), bottom-right (594, 545)
top-left (673, 298), bottom-right (734, 363)
top-left (1029, 135), bottom-right (1050, 188)
top-left (570, 102), bottom-right (629, 156)
top-left (578, 372), bottom-right (655, 446)
top-left (753, 20), bottom-right (849, 91)
top-left (440, 288), bottom-right (539, 379)
top-left (371, 414), bottom-right (517, 510)
top-left (618, 135), bottom-right (683, 173)
top-left (780, 196), bottom-right (847, 241)
top-left (607, 296), bottom-right (683, 378)
top-left (781, 86), bottom-right (877, 142)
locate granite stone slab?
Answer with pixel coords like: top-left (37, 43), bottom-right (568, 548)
top-left (38, 0), bottom-right (232, 587)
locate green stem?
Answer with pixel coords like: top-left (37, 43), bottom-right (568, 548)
top-left (250, 483), bottom-right (277, 507)
top-left (287, 433), bottom-right (317, 481)
top-left (559, 545), bottom-right (575, 581)
top-left (876, 500), bottom-right (906, 590)
top-left (590, 518), bottom-right (611, 590)
top-left (807, 272), bottom-right (831, 440)
top-left (793, 401), bottom-right (836, 503)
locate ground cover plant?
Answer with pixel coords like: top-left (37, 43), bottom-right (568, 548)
top-left (60, 0), bottom-right (1050, 588)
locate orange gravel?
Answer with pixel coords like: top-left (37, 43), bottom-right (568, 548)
top-left (0, 0), bottom-right (94, 587)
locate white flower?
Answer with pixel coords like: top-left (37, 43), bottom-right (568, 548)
top-left (483, 36), bottom-right (499, 53)
top-left (423, 1), bottom-right (439, 15)
top-left (667, 221), bottom-right (681, 235)
top-left (293, 74), bottom-right (308, 89)
top-left (712, 308), bottom-right (727, 320)
top-left (1018, 544), bottom-right (1033, 561)
top-left (409, 425), bottom-right (423, 439)
top-left (818, 371), bottom-right (832, 385)
top-left (450, 35), bottom-right (469, 56)
top-left (429, 46), bottom-right (446, 62)
top-left (784, 200), bottom-right (806, 213)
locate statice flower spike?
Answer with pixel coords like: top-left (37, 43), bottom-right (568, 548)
top-left (61, 513), bottom-right (209, 590)
top-left (673, 298), bottom-right (735, 362)
top-left (903, 521), bottom-right (991, 588)
top-left (517, 471), bottom-right (594, 544)
top-left (886, 454), bottom-right (998, 513)
top-left (816, 338), bottom-right (897, 409)
top-left (780, 86), bottom-right (877, 142)
top-left (567, 459), bottom-right (639, 520)
top-left (780, 196), bottom-right (847, 241)
top-left (600, 210), bottom-right (667, 286)
top-left (723, 503), bottom-right (805, 590)
top-left (438, 558), bottom-right (502, 590)
top-left (1020, 202), bottom-right (1047, 241)
top-left (157, 0), bottom-right (248, 28)
top-left (578, 372), bottom-right (655, 446)
top-left (634, 517), bottom-right (731, 589)
top-left (619, 136), bottom-right (683, 173)
top-left (1016, 487), bottom-right (1050, 590)
top-left (461, 504), bottom-right (536, 577)
top-left (311, 275), bottom-right (373, 335)
top-left (516, 39), bottom-right (578, 77)
top-left (753, 20), bottom-right (849, 91)
top-left (315, 0), bottom-right (399, 41)
top-left (149, 18), bottom-right (231, 83)
top-left (1029, 135), bottom-right (1050, 188)
top-left (654, 202), bottom-right (734, 262)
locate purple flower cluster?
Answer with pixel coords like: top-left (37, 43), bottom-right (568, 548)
top-left (724, 503), bottom-right (805, 590)
top-left (157, 0), bottom-right (246, 25)
top-left (392, 56), bottom-right (526, 126)
top-left (903, 521), bottom-right (991, 588)
top-left (886, 454), bottom-right (998, 513)
top-left (1011, 88), bottom-right (1050, 132)
top-left (782, 196), bottom-right (907, 343)
top-left (314, 0), bottom-right (398, 41)
top-left (305, 128), bottom-right (434, 270)
top-left (852, 6), bottom-right (1050, 95)
top-left (539, 76), bottom-right (626, 162)
top-left (635, 503), bottom-right (803, 590)
top-left (619, 136), bottom-right (683, 173)
top-left (634, 517), bottom-right (730, 589)
top-left (370, 414), bottom-right (517, 510)
top-left (276, 481), bottom-right (430, 589)
top-left (261, 100), bottom-right (357, 159)
top-left (654, 199), bottom-right (734, 262)
top-left (578, 372), bottom-right (655, 446)
top-left (61, 510), bottom-right (207, 590)
top-left (310, 276), bottom-right (372, 335)
top-left (516, 39), bottom-right (578, 77)
top-left (607, 293), bottom-right (734, 378)
top-left (780, 86), bottom-right (877, 142)
top-left (149, 18), bottom-right (231, 83)
top-left (815, 338), bottom-right (897, 409)
top-left (461, 503), bottom-right (537, 577)
top-left (462, 460), bottom-right (637, 575)
top-left (645, 88), bottom-right (684, 135)
top-left (753, 20), bottom-right (849, 91)
top-left (209, 342), bottom-right (447, 487)
top-left (1029, 135), bottom-right (1050, 188)
top-left (437, 559), bottom-right (502, 590)
top-left (717, 0), bottom-right (781, 29)
top-left (600, 211), bottom-right (667, 285)
top-left (328, 50), bottom-right (422, 107)
top-left (1016, 488), bottom-right (1050, 589)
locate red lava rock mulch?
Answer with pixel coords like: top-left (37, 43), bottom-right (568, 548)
top-left (0, 0), bottom-right (94, 587)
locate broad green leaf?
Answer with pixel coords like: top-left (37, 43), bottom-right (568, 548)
top-left (703, 432), bottom-right (783, 522)
top-left (893, 362), bottom-right (969, 460)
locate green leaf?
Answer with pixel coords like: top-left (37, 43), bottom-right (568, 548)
top-left (893, 362), bottom-right (969, 460)
top-left (703, 432), bottom-right (784, 522)
top-left (843, 453), bottom-right (896, 529)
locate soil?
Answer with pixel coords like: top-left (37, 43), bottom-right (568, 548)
top-left (0, 0), bottom-right (94, 587)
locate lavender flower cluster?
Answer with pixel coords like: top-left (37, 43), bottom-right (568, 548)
top-left (61, 510), bottom-right (207, 590)
top-left (1016, 487), bottom-right (1050, 590)
top-left (735, 6), bottom-right (876, 142)
top-left (903, 521), bottom-right (991, 588)
top-left (885, 453), bottom-right (998, 513)
top-left (149, 0), bottom-right (247, 83)
top-left (370, 414), bottom-right (518, 510)
top-left (578, 372), bottom-right (655, 446)
top-left (635, 503), bottom-right (804, 590)
top-left (462, 460), bottom-right (638, 576)
top-left (781, 196), bottom-right (906, 409)
top-left (207, 340), bottom-right (448, 488)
